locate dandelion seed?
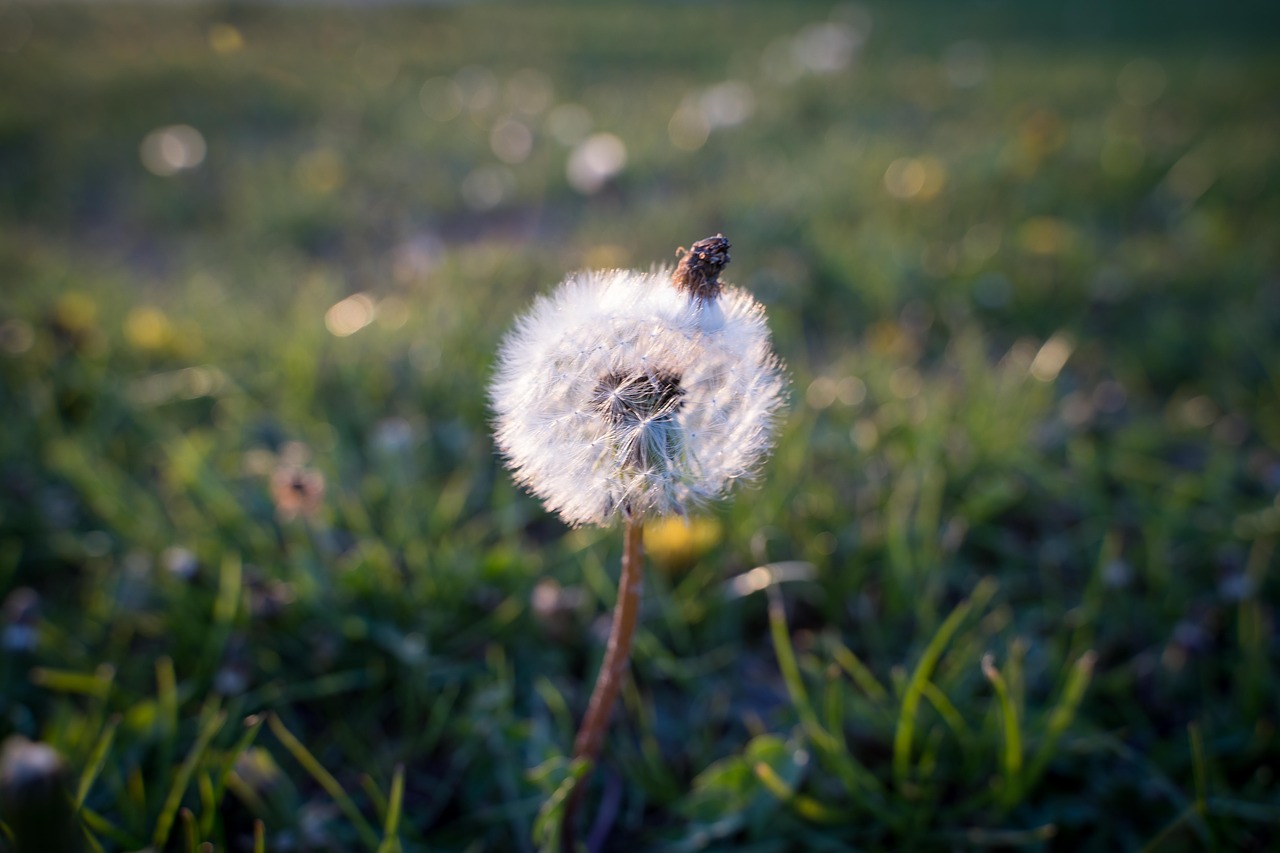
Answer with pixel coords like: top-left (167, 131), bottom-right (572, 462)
top-left (490, 234), bottom-right (787, 527)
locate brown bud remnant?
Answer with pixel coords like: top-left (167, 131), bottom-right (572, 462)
top-left (673, 233), bottom-right (731, 301)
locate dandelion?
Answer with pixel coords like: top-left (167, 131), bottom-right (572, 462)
top-left (489, 234), bottom-right (787, 849)
top-left (491, 234), bottom-right (786, 527)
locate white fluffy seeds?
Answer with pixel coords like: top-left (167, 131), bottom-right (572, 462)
top-left (490, 265), bottom-right (787, 527)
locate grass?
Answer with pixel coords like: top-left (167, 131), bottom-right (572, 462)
top-left (1, 1), bottom-right (1278, 850)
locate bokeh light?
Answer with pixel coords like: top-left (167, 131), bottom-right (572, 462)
top-left (420, 76), bottom-right (463, 121)
top-left (546, 103), bottom-right (592, 145)
top-left (669, 81), bottom-right (755, 152)
top-left (454, 65), bottom-right (498, 113)
top-left (503, 68), bottom-right (553, 115)
top-left (489, 116), bottom-right (533, 164)
top-left (139, 125), bottom-right (206, 176)
top-left (208, 23), bottom-right (244, 54)
top-left (668, 97), bottom-right (710, 152)
top-left (1030, 333), bottom-right (1073, 382)
top-left (883, 156), bottom-right (946, 200)
top-left (461, 165), bottom-right (514, 210)
top-left (124, 306), bottom-right (175, 352)
top-left (566, 133), bottom-right (626, 194)
top-left (324, 293), bottom-right (376, 337)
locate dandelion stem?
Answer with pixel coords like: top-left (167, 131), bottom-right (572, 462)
top-left (562, 515), bottom-right (645, 852)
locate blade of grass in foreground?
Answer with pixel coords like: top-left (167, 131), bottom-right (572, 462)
top-left (190, 552), bottom-right (244, 690)
top-left (79, 806), bottom-right (136, 849)
top-left (532, 757), bottom-right (591, 853)
top-left (152, 705), bottom-right (226, 850)
top-left (982, 653), bottom-right (1024, 810)
top-left (918, 680), bottom-right (973, 748)
top-left (768, 585), bottom-right (884, 802)
top-left (1187, 723), bottom-right (1218, 849)
top-left (75, 716), bottom-right (119, 810)
top-left (1023, 650), bottom-right (1096, 792)
top-left (753, 761), bottom-right (847, 824)
top-left (180, 807), bottom-right (197, 853)
top-left (893, 577), bottom-right (997, 794)
top-left (268, 713), bottom-right (381, 851)
top-left (375, 764), bottom-right (405, 853)
top-left (204, 714), bottom-right (264, 837)
top-left (361, 774), bottom-right (389, 824)
top-left (30, 665), bottom-right (115, 698)
top-left (830, 639), bottom-right (890, 709)
top-left (155, 657), bottom-right (179, 805)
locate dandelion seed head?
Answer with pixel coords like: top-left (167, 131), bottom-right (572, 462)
top-left (490, 248), bottom-right (787, 527)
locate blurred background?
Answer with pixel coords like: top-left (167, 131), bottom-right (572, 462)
top-left (1, 1), bottom-right (1278, 850)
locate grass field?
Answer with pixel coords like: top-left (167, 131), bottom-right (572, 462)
top-left (2, 1), bottom-right (1279, 850)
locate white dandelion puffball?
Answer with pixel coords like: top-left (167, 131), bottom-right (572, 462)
top-left (490, 235), bottom-right (788, 527)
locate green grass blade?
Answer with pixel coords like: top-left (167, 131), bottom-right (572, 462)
top-left (982, 653), bottom-right (1023, 809)
top-left (376, 764), bottom-right (405, 853)
top-left (1188, 723), bottom-right (1209, 811)
top-left (893, 577), bottom-right (996, 792)
top-left (267, 713), bottom-right (380, 851)
top-left (180, 806), bottom-right (198, 853)
top-left (415, 680), bottom-right (462, 756)
top-left (1185, 722), bottom-right (1220, 848)
top-left (29, 665), bottom-right (114, 698)
top-left (205, 715), bottom-right (264, 837)
top-left (1140, 804), bottom-right (1204, 853)
top-left (830, 639), bottom-right (890, 707)
top-left (126, 766), bottom-right (147, 826)
top-left (952, 824), bottom-right (1058, 847)
top-left (753, 761), bottom-right (847, 824)
top-left (767, 587), bottom-right (822, 739)
top-left (1099, 734), bottom-right (1212, 847)
top-left (533, 757), bottom-right (591, 853)
top-left (361, 774), bottom-right (389, 824)
top-left (919, 680), bottom-right (973, 747)
top-left (156, 657), bottom-right (179, 801)
top-left (152, 708), bottom-right (226, 849)
top-left (197, 772), bottom-right (215, 837)
top-left (75, 716), bottom-right (119, 810)
top-left (1025, 650), bottom-right (1096, 790)
top-left (79, 807), bottom-right (139, 849)
top-left (214, 552), bottom-right (242, 628)
top-left (768, 586), bottom-right (883, 799)
top-left (81, 825), bottom-right (106, 853)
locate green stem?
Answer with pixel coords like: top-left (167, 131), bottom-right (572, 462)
top-left (562, 515), bottom-right (645, 852)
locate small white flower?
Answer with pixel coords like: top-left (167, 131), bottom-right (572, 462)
top-left (490, 236), bottom-right (787, 527)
